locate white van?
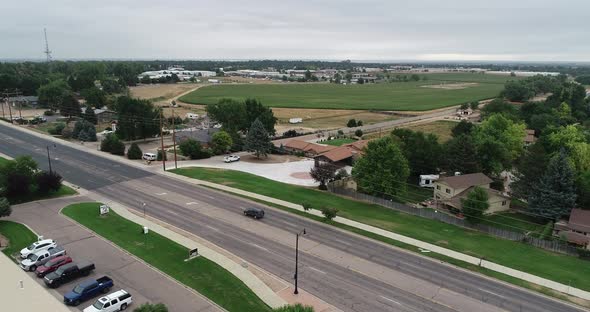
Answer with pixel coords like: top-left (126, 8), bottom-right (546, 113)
top-left (83, 290), bottom-right (132, 312)
top-left (142, 153), bottom-right (157, 161)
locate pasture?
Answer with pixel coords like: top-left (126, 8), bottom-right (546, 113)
top-left (179, 73), bottom-right (516, 111)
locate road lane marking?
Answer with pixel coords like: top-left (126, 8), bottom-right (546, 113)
top-left (203, 194), bottom-right (215, 199)
top-left (380, 296), bottom-right (401, 305)
top-left (156, 192), bottom-right (167, 196)
top-left (308, 267), bottom-right (326, 274)
top-left (478, 288), bottom-right (506, 299)
top-left (250, 243), bottom-right (268, 251)
top-left (206, 225), bottom-right (219, 232)
top-left (167, 210), bottom-right (179, 216)
top-left (186, 202), bottom-right (199, 205)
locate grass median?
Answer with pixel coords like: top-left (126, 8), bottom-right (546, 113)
top-left (62, 202), bottom-right (271, 312)
top-left (171, 167), bottom-right (590, 293)
top-left (0, 220), bottom-right (38, 258)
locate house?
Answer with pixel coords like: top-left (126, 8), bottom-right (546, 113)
top-left (283, 139), bottom-right (335, 157)
top-left (433, 173), bottom-right (510, 214)
top-left (524, 129), bottom-right (537, 146)
top-left (6, 96), bottom-right (39, 107)
top-left (554, 209), bottom-right (590, 250)
top-left (95, 109), bottom-right (117, 124)
top-left (314, 140), bottom-right (369, 167)
top-left (176, 128), bottom-right (220, 146)
top-left (456, 107), bottom-right (473, 116)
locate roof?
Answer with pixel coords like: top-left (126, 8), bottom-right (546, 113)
top-left (284, 139), bottom-right (312, 150)
top-left (436, 173), bottom-right (492, 190)
top-left (284, 139), bottom-right (336, 154)
top-left (568, 209), bottom-right (590, 233)
top-left (316, 146), bottom-right (358, 162)
top-left (524, 129), bottom-right (537, 143)
top-left (343, 140), bottom-right (369, 152)
top-left (444, 186), bottom-right (509, 210)
top-left (176, 128), bottom-right (219, 144)
top-left (564, 231), bottom-right (590, 245)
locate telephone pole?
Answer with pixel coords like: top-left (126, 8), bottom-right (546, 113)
top-left (2, 90), bottom-right (21, 123)
top-left (159, 109), bottom-right (166, 171)
top-left (171, 109), bottom-right (178, 169)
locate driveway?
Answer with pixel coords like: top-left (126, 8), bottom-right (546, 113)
top-left (7, 196), bottom-right (221, 312)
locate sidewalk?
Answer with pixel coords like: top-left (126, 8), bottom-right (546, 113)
top-left (161, 169), bottom-right (590, 302)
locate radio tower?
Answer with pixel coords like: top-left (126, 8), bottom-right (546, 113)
top-left (43, 28), bottom-right (52, 62)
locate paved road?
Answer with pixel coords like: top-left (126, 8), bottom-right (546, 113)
top-left (0, 122), bottom-right (586, 312)
top-left (8, 196), bottom-right (221, 312)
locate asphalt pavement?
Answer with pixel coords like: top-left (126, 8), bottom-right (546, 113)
top-left (0, 122), bottom-right (587, 312)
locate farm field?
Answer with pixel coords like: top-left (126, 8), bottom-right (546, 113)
top-left (365, 120), bottom-right (458, 143)
top-left (180, 73), bottom-right (517, 111)
top-left (130, 82), bottom-right (201, 101)
top-left (272, 107), bottom-right (397, 132)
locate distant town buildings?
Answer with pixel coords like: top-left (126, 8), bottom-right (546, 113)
top-left (138, 67), bottom-right (216, 81)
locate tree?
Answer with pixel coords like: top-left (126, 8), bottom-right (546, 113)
top-left (211, 131), bottom-right (233, 155)
top-left (547, 125), bottom-right (590, 172)
top-left (576, 171), bottom-right (590, 209)
top-left (451, 120), bottom-right (474, 137)
top-left (461, 186), bottom-right (489, 223)
top-left (73, 120), bottom-right (96, 141)
top-left (321, 207), bottom-right (338, 221)
top-left (127, 143), bottom-right (143, 159)
top-left (244, 98), bottom-right (277, 135)
top-left (356, 120), bottom-right (363, 126)
top-left (81, 87), bottom-right (107, 108)
top-left (83, 107), bottom-right (98, 124)
top-left (37, 79), bottom-right (71, 111)
top-left (206, 99), bottom-right (247, 133)
top-left (391, 128), bottom-right (442, 176)
top-left (347, 119), bottom-right (357, 127)
top-left (502, 80), bottom-right (533, 102)
top-left (511, 143), bottom-right (550, 200)
top-left (245, 118), bottom-right (271, 158)
top-left (460, 103), bottom-right (469, 110)
top-left (352, 136), bottom-right (410, 198)
top-left (334, 168), bottom-right (350, 180)
top-left (36, 171), bottom-right (63, 194)
top-left (0, 197), bottom-right (11, 218)
top-left (443, 134), bottom-right (480, 174)
top-left (59, 93), bottom-right (82, 117)
top-left (101, 133), bottom-right (125, 155)
top-left (310, 162), bottom-right (337, 190)
top-left (473, 114), bottom-right (525, 175)
top-left (140, 75), bottom-right (151, 84)
top-left (354, 129), bottom-right (363, 137)
top-left (529, 150), bottom-right (577, 220)
top-left (481, 98), bottom-right (519, 121)
top-left (114, 97), bottom-right (160, 140)
top-left (179, 139), bottom-right (210, 159)
top-left (273, 304), bottom-right (314, 312)
top-left (470, 102), bottom-right (479, 110)
top-left (133, 303), bottom-right (168, 312)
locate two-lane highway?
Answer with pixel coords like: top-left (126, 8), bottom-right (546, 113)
top-left (0, 122), bottom-right (586, 312)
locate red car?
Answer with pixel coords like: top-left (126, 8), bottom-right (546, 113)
top-left (35, 255), bottom-right (72, 278)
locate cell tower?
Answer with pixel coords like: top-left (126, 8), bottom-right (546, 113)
top-left (43, 28), bottom-right (52, 62)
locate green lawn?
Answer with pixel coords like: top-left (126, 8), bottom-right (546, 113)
top-left (62, 203), bottom-right (270, 312)
top-left (0, 221), bottom-right (38, 258)
top-left (0, 157), bottom-right (10, 166)
top-left (172, 167), bottom-right (590, 292)
top-left (180, 73), bottom-right (515, 111)
top-left (323, 138), bottom-right (356, 146)
top-left (482, 212), bottom-right (547, 234)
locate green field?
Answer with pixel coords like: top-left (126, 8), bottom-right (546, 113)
top-left (323, 138), bottom-right (356, 146)
top-left (180, 73), bottom-right (515, 111)
top-left (171, 167), bottom-right (590, 292)
top-left (62, 203), bottom-right (270, 312)
top-left (0, 221), bottom-right (38, 258)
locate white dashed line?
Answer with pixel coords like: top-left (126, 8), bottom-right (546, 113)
top-left (308, 267), bottom-right (326, 274)
top-left (156, 192), bottom-right (167, 196)
top-left (380, 296), bottom-right (401, 305)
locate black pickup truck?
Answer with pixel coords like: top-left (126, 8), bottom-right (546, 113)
top-left (44, 261), bottom-right (95, 288)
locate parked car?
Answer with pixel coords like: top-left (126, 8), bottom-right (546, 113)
top-left (20, 246), bottom-right (66, 271)
top-left (20, 239), bottom-right (56, 259)
top-left (142, 152), bottom-right (157, 161)
top-left (83, 289), bottom-right (133, 312)
top-left (224, 155), bottom-right (240, 163)
top-left (44, 261), bottom-right (95, 288)
top-left (64, 276), bottom-right (114, 306)
top-left (243, 207), bottom-right (265, 219)
top-left (35, 255), bottom-right (73, 277)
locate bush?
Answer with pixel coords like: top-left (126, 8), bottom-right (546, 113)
top-left (540, 221), bottom-right (554, 240)
top-left (179, 139), bottom-right (211, 160)
top-left (111, 140), bottom-right (126, 155)
top-left (157, 149), bottom-right (167, 161)
top-left (5, 173), bottom-right (31, 198)
top-left (578, 248), bottom-right (590, 260)
top-left (283, 129), bottom-right (299, 138)
top-left (127, 143), bottom-right (143, 159)
top-left (43, 110), bottom-right (54, 116)
top-left (73, 120), bottom-right (96, 141)
top-left (354, 129), bottom-right (363, 137)
top-left (347, 119), bottom-right (357, 127)
top-left (48, 122), bottom-right (66, 135)
top-left (101, 134), bottom-right (125, 155)
top-left (0, 197), bottom-right (11, 218)
top-left (133, 303), bottom-right (168, 312)
top-left (61, 127), bottom-right (73, 139)
top-left (211, 131), bottom-right (233, 155)
top-left (36, 171), bottom-right (63, 194)
top-left (334, 168), bottom-right (350, 180)
top-left (321, 207), bottom-right (338, 221)
top-left (301, 202), bottom-right (312, 211)
top-left (356, 120), bottom-right (363, 126)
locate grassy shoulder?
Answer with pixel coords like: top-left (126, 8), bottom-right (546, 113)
top-left (0, 220), bottom-right (38, 257)
top-left (62, 203), bottom-right (270, 312)
top-left (172, 167), bottom-right (590, 292)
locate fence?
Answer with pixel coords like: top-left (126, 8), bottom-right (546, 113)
top-left (327, 182), bottom-right (579, 256)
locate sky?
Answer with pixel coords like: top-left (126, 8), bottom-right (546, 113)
top-left (1, 0), bottom-right (589, 62)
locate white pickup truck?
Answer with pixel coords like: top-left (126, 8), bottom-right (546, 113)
top-left (20, 245), bottom-right (66, 271)
top-left (83, 290), bottom-right (133, 312)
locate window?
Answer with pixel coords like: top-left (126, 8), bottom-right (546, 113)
top-left (445, 188), bottom-right (451, 194)
top-left (103, 303), bottom-right (111, 308)
top-left (502, 200), bottom-right (507, 206)
top-left (111, 300), bottom-right (117, 305)
top-left (436, 185), bottom-right (440, 190)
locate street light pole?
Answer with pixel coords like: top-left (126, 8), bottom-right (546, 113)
top-left (142, 202), bottom-right (147, 217)
top-left (294, 228), bottom-right (306, 295)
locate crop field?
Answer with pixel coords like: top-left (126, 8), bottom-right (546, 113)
top-left (180, 73), bottom-right (517, 111)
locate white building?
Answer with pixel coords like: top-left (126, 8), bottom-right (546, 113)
top-left (138, 67), bottom-right (216, 81)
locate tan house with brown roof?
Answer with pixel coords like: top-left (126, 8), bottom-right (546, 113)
top-left (314, 140), bottom-right (369, 166)
top-left (524, 129), bottom-right (537, 146)
top-left (554, 209), bottom-right (590, 249)
top-left (434, 173), bottom-right (510, 215)
top-left (283, 139), bottom-right (336, 157)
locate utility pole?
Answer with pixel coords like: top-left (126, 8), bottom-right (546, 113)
top-left (294, 228), bottom-right (306, 295)
top-left (2, 90), bottom-right (20, 123)
top-left (159, 109), bottom-right (166, 171)
top-left (171, 108), bottom-right (178, 169)
top-left (46, 145), bottom-right (53, 174)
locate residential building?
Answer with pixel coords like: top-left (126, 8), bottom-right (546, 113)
top-left (176, 128), bottom-right (220, 146)
top-left (6, 96), bottom-right (39, 107)
top-left (283, 139), bottom-right (335, 157)
top-left (554, 209), bottom-right (590, 250)
top-left (524, 129), bottom-right (537, 146)
top-left (433, 173), bottom-right (510, 214)
top-left (314, 140), bottom-right (369, 167)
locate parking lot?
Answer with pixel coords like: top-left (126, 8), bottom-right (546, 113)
top-left (7, 196), bottom-right (221, 312)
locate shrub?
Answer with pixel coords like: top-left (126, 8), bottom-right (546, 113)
top-left (36, 171), bottom-right (63, 194)
top-left (43, 110), bottom-right (54, 116)
top-left (354, 129), bottom-right (363, 137)
top-left (540, 221), bottom-right (554, 240)
top-left (0, 197), bottom-right (11, 218)
top-left (179, 139), bottom-right (211, 159)
top-left (48, 122), bottom-right (66, 135)
top-left (334, 168), bottom-right (350, 180)
top-left (347, 119), bottom-right (357, 127)
top-left (5, 173), bottom-right (31, 198)
top-left (157, 149), bottom-right (167, 161)
top-left (111, 140), bottom-right (126, 156)
top-left (578, 248), bottom-right (590, 260)
top-left (78, 129), bottom-right (90, 142)
top-left (302, 202), bottom-right (312, 211)
top-left (337, 130), bottom-right (344, 136)
top-left (61, 127), bottom-right (73, 139)
top-left (211, 131), bottom-right (233, 155)
top-left (283, 129), bottom-right (299, 138)
top-left (321, 206), bottom-right (338, 221)
top-left (73, 120), bottom-right (96, 140)
top-left (127, 143), bottom-right (143, 159)
top-left (356, 120), bottom-right (363, 126)
top-left (101, 133), bottom-right (125, 155)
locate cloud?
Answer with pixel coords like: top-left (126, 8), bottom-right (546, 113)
top-left (1, 0), bottom-right (589, 61)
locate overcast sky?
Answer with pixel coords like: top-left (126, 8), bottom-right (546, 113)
top-left (2, 0), bottom-right (589, 62)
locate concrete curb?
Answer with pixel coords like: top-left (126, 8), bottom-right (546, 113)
top-left (83, 192), bottom-right (287, 309)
